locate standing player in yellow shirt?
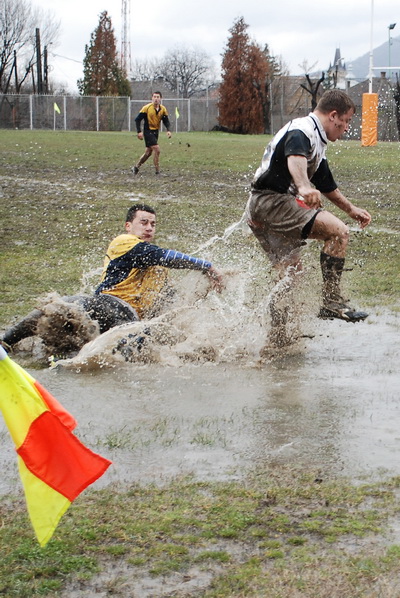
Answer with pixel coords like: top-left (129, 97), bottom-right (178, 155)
top-left (133, 91), bottom-right (172, 176)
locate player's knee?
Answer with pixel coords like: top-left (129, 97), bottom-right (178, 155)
top-left (332, 224), bottom-right (349, 248)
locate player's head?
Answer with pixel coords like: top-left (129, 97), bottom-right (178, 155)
top-left (316, 90), bottom-right (355, 142)
top-left (126, 203), bottom-right (155, 223)
top-left (152, 91), bottom-right (162, 104)
top-left (316, 90), bottom-right (355, 117)
top-left (125, 204), bottom-right (156, 241)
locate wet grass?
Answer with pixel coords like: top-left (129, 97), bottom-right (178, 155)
top-left (1, 130), bottom-right (400, 595)
top-left (1, 131), bottom-right (399, 330)
top-left (1, 469), bottom-right (400, 596)
top-left (97, 414), bottom-right (232, 451)
top-left (1, 131), bottom-right (399, 326)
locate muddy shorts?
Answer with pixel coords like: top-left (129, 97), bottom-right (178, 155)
top-left (144, 129), bottom-right (159, 147)
top-left (245, 188), bottom-right (320, 266)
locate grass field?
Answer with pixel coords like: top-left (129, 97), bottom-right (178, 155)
top-left (1, 129), bottom-right (399, 329)
top-left (1, 130), bottom-right (400, 596)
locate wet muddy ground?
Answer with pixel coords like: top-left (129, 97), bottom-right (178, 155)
top-left (1, 309), bottom-right (399, 496)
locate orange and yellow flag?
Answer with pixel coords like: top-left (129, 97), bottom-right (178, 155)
top-left (0, 345), bottom-right (112, 546)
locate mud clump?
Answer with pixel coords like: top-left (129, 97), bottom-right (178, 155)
top-left (36, 295), bottom-right (99, 356)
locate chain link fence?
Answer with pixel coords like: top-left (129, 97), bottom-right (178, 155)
top-left (0, 94), bottom-right (219, 132)
top-left (0, 91), bottom-right (398, 140)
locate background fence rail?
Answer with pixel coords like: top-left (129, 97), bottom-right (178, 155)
top-left (0, 95), bottom-right (220, 133)
top-left (0, 93), bottom-right (398, 140)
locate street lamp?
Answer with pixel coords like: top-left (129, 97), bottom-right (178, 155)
top-left (388, 22), bottom-right (396, 79)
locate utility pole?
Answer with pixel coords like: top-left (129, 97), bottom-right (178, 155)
top-left (13, 51), bottom-right (19, 91)
top-left (388, 23), bottom-right (397, 79)
top-left (43, 45), bottom-right (48, 94)
top-left (35, 28), bottom-right (43, 94)
top-left (120, 0), bottom-right (132, 76)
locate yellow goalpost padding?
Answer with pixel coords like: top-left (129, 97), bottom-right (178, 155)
top-left (361, 93), bottom-right (378, 146)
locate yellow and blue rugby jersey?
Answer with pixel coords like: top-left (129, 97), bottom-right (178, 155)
top-left (96, 234), bottom-right (212, 318)
top-left (135, 103), bottom-right (171, 131)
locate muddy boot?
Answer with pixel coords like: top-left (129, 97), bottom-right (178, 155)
top-left (1, 309), bottom-right (43, 346)
top-left (319, 252), bottom-right (368, 322)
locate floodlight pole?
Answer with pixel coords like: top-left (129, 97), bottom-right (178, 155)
top-left (362, 0), bottom-right (378, 146)
top-left (388, 23), bottom-right (396, 79)
top-left (368, 0), bottom-right (374, 92)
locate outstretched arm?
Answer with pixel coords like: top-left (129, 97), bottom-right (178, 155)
top-left (96, 243), bottom-right (224, 294)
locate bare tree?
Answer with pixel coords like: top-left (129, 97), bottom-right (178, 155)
top-left (0, 0), bottom-right (60, 92)
top-left (131, 57), bottom-right (159, 82)
top-left (300, 73), bottom-right (325, 110)
top-left (298, 59), bottom-right (318, 75)
top-left (156, 45), bottom-right (215, 98)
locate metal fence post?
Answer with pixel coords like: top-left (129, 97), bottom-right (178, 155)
top-left (63, 96), bottom-right (67, 130)
top-left (29, 95), bottom-right (33, 130)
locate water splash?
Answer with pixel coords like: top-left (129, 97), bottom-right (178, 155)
top-left (8, 226), bottom-right (315, 371)
top-left (54, 258), bottom-right (312, 372)
top-left (192, 213), bottom-right (251, 255)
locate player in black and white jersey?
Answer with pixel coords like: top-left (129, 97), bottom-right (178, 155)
top-left (245, 89), bottom-right (371, 323)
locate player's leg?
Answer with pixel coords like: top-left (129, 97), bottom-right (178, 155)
top-left (151, 144), bottom-right (161, 174)
top-left (308, 211), bottom-right (367, 321)
top-left (133, 147), bottom-right (152, 174)
top-left (1, 309), bottom-right (44, 347)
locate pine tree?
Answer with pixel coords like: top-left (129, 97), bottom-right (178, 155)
top-left (218, 17), bottom-right (274, 134)
top-left (78, 11), bottom-right (131, 96)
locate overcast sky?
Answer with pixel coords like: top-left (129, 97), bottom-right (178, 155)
top-left (34, 0), bottom-right (399, 93)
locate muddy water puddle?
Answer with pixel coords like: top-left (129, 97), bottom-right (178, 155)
top-left (1, 310), bottom-right (399, 494)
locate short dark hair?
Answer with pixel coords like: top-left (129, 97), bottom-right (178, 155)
top-left (152, 91), bottom-right (162, 98)
top-left (316, 90), bottom-right (356, 116)
top-left (126, 203), bottom-right (156, 222)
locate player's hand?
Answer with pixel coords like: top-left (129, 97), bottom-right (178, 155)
top-left (300, 187), bottom-right (323, 209)
top-left (137, 132), bottom-right (143, 140)
top-left (350, 207), bottom-right (371, 229)
top-left (166, 131), bottom-right (172, 139)
top-left (206, 267), bottom-right (224, 293)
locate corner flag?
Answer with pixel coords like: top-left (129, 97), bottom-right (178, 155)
top-left (0, 346), bottom-right (112, 546)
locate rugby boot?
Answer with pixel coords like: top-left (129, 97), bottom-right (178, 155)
top-left (319, 252), bottom-right (368, 323)
top-left (319, 299), bottom-right (368, 322)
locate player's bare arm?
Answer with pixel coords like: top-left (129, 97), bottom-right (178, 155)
top-left (323, 189), bottom-right (371, 229)
top-left (287, 155), bottom-right (322, 208)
